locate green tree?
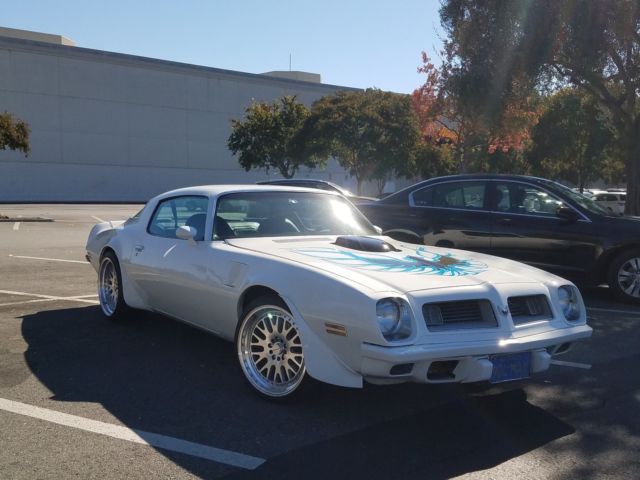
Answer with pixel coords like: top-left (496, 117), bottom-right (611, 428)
top-left (412, 142), bottom-right (457, 179)
top-left (227, 96), bottom-right (321, 179)
top-left (0, 111), bottom-right (30, 155)
top-left (528, 89), bottom-right (615, 191)
top-left (303, 89), bottom-right (420, 194)
top-left (413, 53), bottom-right (538, 174)
top-left (439, 0), bottom-right (640, 214)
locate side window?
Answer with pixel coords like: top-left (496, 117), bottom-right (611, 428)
top-left (433, 183), bottom-right (464, 207)
top-left (412, 186), bottom-right (433, 206)
top-left (495, 183), bottom-right (563, 216)
top-left (148, 196), bottom-right (208, 240)
top-left (461, 182), bottom-right (486, 209)
top-left (432, 182), bottom-right (486, 209)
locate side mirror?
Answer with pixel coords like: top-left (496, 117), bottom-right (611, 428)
top-left (176, 225), bottom-right (198, 242)
top-left (556, 206), bottom-right (579, 222)
top-left (373, 225), bottom-right (383, 235)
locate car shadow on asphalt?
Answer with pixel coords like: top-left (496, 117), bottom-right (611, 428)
top-left (21, 306), bottom-right (575, 480)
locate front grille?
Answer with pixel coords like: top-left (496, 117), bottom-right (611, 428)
top-left (508, 295), bottom-right (552, 325)
top-left (423, 299), bottom-right (497, 331)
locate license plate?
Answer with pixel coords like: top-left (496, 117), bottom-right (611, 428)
top-left (490, 352), bottom-right (531, 383)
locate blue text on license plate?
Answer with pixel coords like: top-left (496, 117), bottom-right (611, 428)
top-left (490, 351), bottom-right (531, 383)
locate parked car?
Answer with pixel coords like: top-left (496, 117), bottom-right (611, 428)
top-left (593, 191), bottom-right (626, 215)
top-left (86, 184), bottom-right (591, 399)
top-left (358, 174), bottom-right (640, 303)
top-left (257, 178), bottom-right (376, 204)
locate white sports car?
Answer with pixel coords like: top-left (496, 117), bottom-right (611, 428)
top-left (86, 185), bottom-right (592, 399)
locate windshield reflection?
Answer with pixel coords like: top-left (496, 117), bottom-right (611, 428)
top-left (214, 192), bottom-right (376, 240)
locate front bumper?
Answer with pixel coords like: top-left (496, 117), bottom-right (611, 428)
top-left (360, 324), bottom-right (592, 384)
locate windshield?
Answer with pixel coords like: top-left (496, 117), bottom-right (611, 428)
top-left (543, 181), bottom-right (610, 215)
top-left (214, 191), bottom-right (377, 240)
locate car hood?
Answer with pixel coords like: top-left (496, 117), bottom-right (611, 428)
top-left (225, 236), bottom-right (550, 294)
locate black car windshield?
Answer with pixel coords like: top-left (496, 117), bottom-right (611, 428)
top-left (544, 180), bottom-right (610, 215)
top-left (214, 191), bottom-right (377, 240)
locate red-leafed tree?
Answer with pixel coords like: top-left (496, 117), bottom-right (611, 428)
top-left (412, 52), bottom-right (538, 174)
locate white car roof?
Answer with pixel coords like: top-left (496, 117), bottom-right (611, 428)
top-left (156, 184), bottom-right (340, 200)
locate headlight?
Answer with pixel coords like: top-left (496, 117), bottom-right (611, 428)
top-left (558, 285), bottom-right (581, 321)
top-left (376, 298), bottom-right (412, 341)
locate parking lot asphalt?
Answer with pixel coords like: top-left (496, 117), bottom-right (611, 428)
top-left (0, 204), bottom-right (638, 480)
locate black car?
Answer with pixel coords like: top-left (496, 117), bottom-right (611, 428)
top-left (257, 179), bottom-right (377, 204)
top-left (358, 174), bottom-right (640, 303)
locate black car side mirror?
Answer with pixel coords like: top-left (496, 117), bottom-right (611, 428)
top-left (557, 206), bottom-right (579, 222)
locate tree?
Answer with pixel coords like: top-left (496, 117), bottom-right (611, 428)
top-left (439, 0), bottom-right (640, 214)
top-left (528, 88), bottom-right (615, 191)
top-left (303, 89), bottom-right (420, 194)
top-left (412, 52), bottom-right (488, 173)
top-left (0, 112), bottom-right (30, 155)
top-left (412, 52), bottom-right (538, 173)
top-left (227, 96), bottom-right (321, 179)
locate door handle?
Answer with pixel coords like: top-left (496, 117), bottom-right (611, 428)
top-left (497, 218), bottom-right (512, 225)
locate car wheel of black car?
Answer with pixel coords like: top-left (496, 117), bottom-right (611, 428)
top-left (608, 248), bottom-right (640, 304)
top-left (98, 251), bottom-right (131, 320)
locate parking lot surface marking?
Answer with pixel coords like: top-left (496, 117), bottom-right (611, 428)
top-left (12, 222), bottom-right (20, 231)
top-left (550, 360), bottom-right (592, 369)
top-left (0, 289), bottom-right (99, 305)
top-left (587, 306), bottom-right (640, 316)
top-left (91, 215), bottom-right (105, 223)
top-left (0, 397), bottom-right (265, 470)
top-left (0, 298), bottom-right (61, 307)
top-left (8, 254), bottom-right (88, 265)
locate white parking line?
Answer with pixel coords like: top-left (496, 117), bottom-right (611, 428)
top-left (0, 289), bottom-right (98, 305)
top-left (0, 298), bottom-right (59, 307)
top-left (587, 306), bottom-right (640, 316)
top-left (91, 215), bottom-right (105, 223)
top-left (0, 398), bottom-right (264, 469)
top-left (8, 254), bottom-right (88, 265)
top-left (12, 222), bottom-right (20, 231)
top-left (550, 360), bottom-right (592, 369)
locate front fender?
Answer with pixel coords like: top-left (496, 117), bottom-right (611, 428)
top-left (280, 294), bottom-right (363, 389)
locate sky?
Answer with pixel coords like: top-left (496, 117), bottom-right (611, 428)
top-left (2, 0), bottom-right (444, 93)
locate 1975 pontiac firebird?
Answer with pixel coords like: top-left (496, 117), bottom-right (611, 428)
top-left (86, 185), bottom-right (592, 399)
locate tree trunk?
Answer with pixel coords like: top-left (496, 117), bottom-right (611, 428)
top-left (356, 176), bottom-right (364, 196)
top-left (280, 161), bottom-right (295, 179)
top-left (458, 144), bottom-right (467, 173)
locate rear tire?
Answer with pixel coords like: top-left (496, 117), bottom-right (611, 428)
top-left (98, 251), bottom-right (130, 320)
top-left (607, 249), bottom-right (640, 304)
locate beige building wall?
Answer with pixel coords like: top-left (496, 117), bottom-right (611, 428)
top-left (0, 35), bottom-right (358, 202)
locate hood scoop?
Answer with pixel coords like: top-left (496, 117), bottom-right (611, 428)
top-left (333, 236), bottom-right (401, 252)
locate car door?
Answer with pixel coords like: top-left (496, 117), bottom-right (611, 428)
top-left (128, 195), bottom-right (219, 326)
top-left (409, 180), bottom-right (493, 251)
top-left (489, 181), bottom-right (599, 276)
top-left (362, 180), bottom-right (492, 251)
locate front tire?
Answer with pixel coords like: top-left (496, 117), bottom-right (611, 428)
top-left (236, 296), bottom-right (306, 400)
top-left (98, 251), bottom-right (130, 320)
top-left (608, 249), bottom-right (640, 304)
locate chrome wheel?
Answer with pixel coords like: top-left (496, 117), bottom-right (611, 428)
top-left (99, 256), bottom-right (119, 316)
top-left (617, 257), bottom-right (640, 299)
top-left (238, 304), bottom-right (305, 398)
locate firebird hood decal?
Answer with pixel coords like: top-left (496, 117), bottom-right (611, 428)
top-left (292, 246), bottom-right (488, 276)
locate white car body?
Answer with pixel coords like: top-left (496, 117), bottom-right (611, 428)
top-left (86, 185), bottom-right (592, 393)
top-left (593, 191), bottom-right (626, 215)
